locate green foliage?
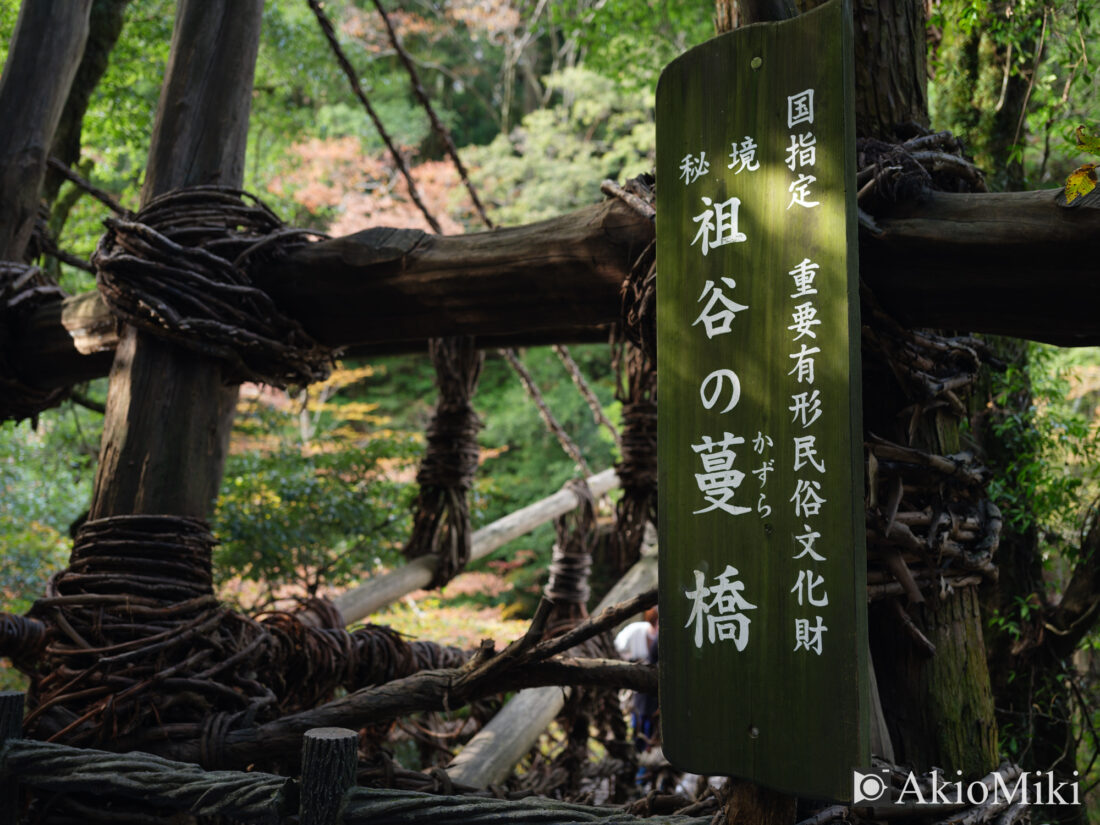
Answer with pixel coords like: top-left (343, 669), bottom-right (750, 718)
top-left (0, 398), bottom-right (102, 612)
top-left (549, 0), bottom-right (712, 94)
top-left (929, 1), bottom-right (1100, 189)
top-left (212, 365), bottom-right (422, 608)
top-left (214, 436), bottom-right (417, 607)
top-left (986, 343), bottom-right (1099, 551)
top-left (466, 67), bottom-right (655, 224)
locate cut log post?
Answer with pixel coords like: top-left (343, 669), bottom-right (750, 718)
top-left (0, 0), bottom-right (92, 261)
top-left (300, 727), bottom-right (358, 825)
top-left (330, 467), bottom-right (620, 625)
top-left (0, 691), bottom-right (25, 825)
top-left (444, 539), bottom-right (658, 788)
top-left (87, 0), bottom-right (263, 519)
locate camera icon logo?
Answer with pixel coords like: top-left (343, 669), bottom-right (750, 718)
top-left (852, 771), bottom-right (889, 804)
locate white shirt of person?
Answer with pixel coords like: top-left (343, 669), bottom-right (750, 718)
top-left (615, 620), bottom-right (655, 661)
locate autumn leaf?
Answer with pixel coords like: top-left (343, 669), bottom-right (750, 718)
top-left (1076, 125), bottom-right (1100, 156)
top-left (1064, 162), bottom-right (1098, 205)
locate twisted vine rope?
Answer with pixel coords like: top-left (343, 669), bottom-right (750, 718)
top-left (0, 262), bottom-right (70, 422)
top-left (402, 336), bottom-right (484, 587)
top-left (92, 186), bottom-right (331, 388)
top-left (20, 515), bottom-right (465, 765)
top-left (545, 479), bottom-right (598, 634)
top-left (539, 478), bottom-right (633, 800)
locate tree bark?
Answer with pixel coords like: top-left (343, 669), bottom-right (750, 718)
top-left (851, 0), bottom-right (928, 139)
top-left (856, 0), bottom-right (999, 780)
top-left (300, 728), bottom-right (358, 825)
top-left (871, 588), bottom-right (999, 775)
top-left (0, 0), bottom-right (92, 261)
top-left (88, 0), bottom-right (262, 519)
top-left (42, 0), bottom-right (131, 204)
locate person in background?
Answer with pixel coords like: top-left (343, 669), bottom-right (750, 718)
top-left (614, 606), bottom-right (658, 661)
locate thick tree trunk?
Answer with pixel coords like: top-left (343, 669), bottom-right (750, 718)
top-left (855, 0), bottom-right (999, 779)
top-left (850, 0), bottom-right (928, 139)
top-left (0, 0), bottom-right (92, 261)
top-left (42, 0), bottom-right (131, 204)
top-left (871, 589), bottom-right (998, 774)
top-left (88, 0), bottom-right (263, 519)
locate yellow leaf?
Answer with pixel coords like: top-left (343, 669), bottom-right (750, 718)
top-left (1076, 125), bottom-right (1100, 156)
top-left (1064, 163), bottom-right (1097, 204)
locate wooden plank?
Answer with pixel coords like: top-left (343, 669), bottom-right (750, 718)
top-left (332, 468), bottom-right (619, 625)
top-left (656, 0), bottom-right (868, 800)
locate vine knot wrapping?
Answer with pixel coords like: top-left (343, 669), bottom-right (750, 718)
top-left (65, 514), bottom-right (216, 600)
top-left (610, 339), bottom-right (657, 572)
top-left (545, 479), bottom-right (597, 622)
top-left (403, 336), bottom-right (484, 587)
top-left (92, 186), bottom-right (332, 388)
top-left (25, 515), bottom-right (466, 762)
top-left (0, 262), bottom-right (70, 422)
top-left (604, 174), bottom-right (656, 365)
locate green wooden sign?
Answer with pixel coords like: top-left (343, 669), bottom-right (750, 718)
top-left (656, 0), bottom-right (868, 802)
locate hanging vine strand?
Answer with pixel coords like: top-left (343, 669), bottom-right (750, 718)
top-left (306, 0), bottom-right (442, 234)
top-left (402, 336), bottom-right (484, 586)
top-left (552, 344), bottom-right (620, 447)
top-left (500, 347), bottom-right (591, 476)
top-left (369, 0), bottom-right (494, 229)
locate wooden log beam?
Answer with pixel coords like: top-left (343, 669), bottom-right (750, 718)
top-left (864, 189), bottom-right (1100, 347)
top-left (11, 188), bottom-right (1100, 395)
top-left (11, 198), bottom-right (639, 390)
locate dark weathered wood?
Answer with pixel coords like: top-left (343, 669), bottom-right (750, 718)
top-left (300, 728), bottom-right (358, 825)
top-left (865, 189), bottom-right (1100, 347)
top-left (851, 0), bottom-right (927, 139)
top-left (657, 0), bottom-right (867, 800)
top-left (257, 199), bottom-right (643, 349)
top-left (0, 0), bottom-right (92, 260)
top-left (0, 691), bottom-right (24, 825)
top-left (88, 0), bottom-right (262, 520)
top-left (14, 188), bottom-right (1100, 396)
top-left (43, 0), bottom-right (131, 203)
